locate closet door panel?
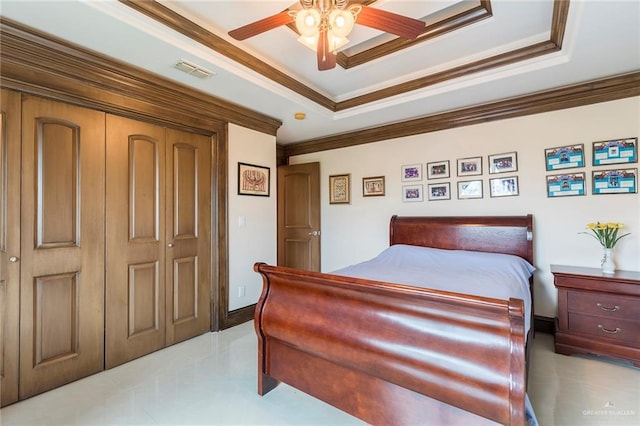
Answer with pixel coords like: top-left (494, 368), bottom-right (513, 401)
top-left (0, 89), bottom-right (21, 407)
top-left (19, 96), bottom-right (105, 399)
top-left (165, 129), bottom-right (211, 344)
top-left (37, 121), bottom-right (78, 246)
top-left (106, 115), bottom-right (166, 369)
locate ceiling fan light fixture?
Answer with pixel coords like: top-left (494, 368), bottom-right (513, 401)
top-left (328, 8), bottom-right (355, 38)
top-left (229, 0), bottom-right (421, 71)
top-left (297, 34), bottom-right (348, 53)
top-left (297, 34), bottom-right (318, 50)
top-left (329, 35), bottom-right (349, 51)
top-left (295, 8), bottom-right (321, 37)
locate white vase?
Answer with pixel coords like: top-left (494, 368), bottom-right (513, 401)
top-left (602, 248), bottom-right (615, 274)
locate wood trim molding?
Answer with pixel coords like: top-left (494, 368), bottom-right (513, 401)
top-left (283, 71), bottom-right (640, 157)
top-left (119, 1), bottom-right (569, 113)
top-left (336, 40), bottom-right (561, 110)
top-left (119, 0), bottom-right (336, 111)
top-left (212, 125), bottom-right (229, 332)
top-left (337, 1), bottom-right (493, 69)
top-left (534, 315), bottom-right (556, 335)
top-left (224, 305), bottom-right (256, 329)
top-left (0, 17), bottom-right (281, 137)
top-left (336, 0), bottom-right (568, 110)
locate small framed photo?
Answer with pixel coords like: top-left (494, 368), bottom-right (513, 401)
top-left (546, 172), bottom-right (586, 197)
top-left (427, 182), bottom-right (451, 201)
top-left (362, 176), bottom-right (385, 197)
top-left (592, 168), bottom-right (637, 194)
top-left (329, 174), bottom-right (351, 204)
top-left (427, 160), bottom-right (450, 179)
top-left (545, 144), bottom-right (585, 171)
top-left (402, 184), bottom-right (423, 202)
top-left (238, 162), bottom-right (270, 196)
top-left (488, 152), bottom-right (518, 174)
top-left (457, 180), bottom-right (483, 199)
top-left (489, 176), bottom-right (519, 197)
top-left (401, 164), bottom-right (423, 181)
top-left (457, 156), bottom-right (482, 176)
top-left (592, 137), bottom-right (637, 166)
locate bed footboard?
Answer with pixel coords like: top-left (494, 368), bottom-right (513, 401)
top-left (253, 263), bottom-right (526, 425)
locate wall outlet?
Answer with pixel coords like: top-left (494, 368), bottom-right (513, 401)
top-left (238, 285), bottom-right (246, 297)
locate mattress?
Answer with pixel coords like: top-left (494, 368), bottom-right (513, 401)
top-left (332, 244), bottom-right (535, 335)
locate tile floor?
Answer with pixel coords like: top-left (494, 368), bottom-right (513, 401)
top-left (1, 322), bottom-right (638, 426)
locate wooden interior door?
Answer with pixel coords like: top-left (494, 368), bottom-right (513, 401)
top-left (0, 89), bottom-right (21, 407)
top-left (105, 115), bottom-right (167, 368)
top-left (164, 129), bottom-right (211, 345)
top-left (19, 96), bottom-right (105, 399)
top-left (277, 162), bottom-right (321, 271)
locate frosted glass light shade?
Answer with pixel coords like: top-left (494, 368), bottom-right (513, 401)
top-left (295, 9), bottom-right (321, 37)
top-left (297, 34), bottom-right (349, 53)
top-left (328, 9), bottom-right (355, 38)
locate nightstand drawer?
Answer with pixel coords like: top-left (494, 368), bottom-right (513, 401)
top-left (567, 290), bottom-right (640, 321)
top-left (568, 312), bottom-right (640, 345)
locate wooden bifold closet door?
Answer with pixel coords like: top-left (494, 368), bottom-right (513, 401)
top-left (0, 93), bottom-right (213, 404)
top-left (1, 89), bottom-right (21, 406)
top-left (19, 96), bottom-right (106, 400)
top-left (105, 115), bottom-right (211, 368)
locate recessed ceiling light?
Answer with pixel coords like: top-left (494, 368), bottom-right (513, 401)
top-left (294, 112), bottom-right (306, 120)
top-left (174, 59), bottom-right (215, 79)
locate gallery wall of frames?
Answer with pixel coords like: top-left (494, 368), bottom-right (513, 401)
top-left (328, 137), bottom-right (637, 204)
top-left (544, 137), bottom-right (637, 197)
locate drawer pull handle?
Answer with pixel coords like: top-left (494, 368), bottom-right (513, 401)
top-left (598, 324), bottom-right (620, 334)
top-left (596, 303), bottom-right (619, 312)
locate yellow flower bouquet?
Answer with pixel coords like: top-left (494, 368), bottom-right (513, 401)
top-left (581, 222), bottom-right (630, 248)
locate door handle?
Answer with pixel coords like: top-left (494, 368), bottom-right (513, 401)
top-left (9, 256), bottom-right (19, 263)
top-left (167, 243), bottom-right (174, 248)
top-left (308, 231), bottom-right (320, 236)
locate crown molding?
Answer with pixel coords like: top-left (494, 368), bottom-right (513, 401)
top-left (120, 0), bottom-right (568, 113)
top-left (337, 1), bottom-right (493, 69)
top-left (282, 71), bottom-right (640, 158)
top-left (0, 17), bottom-right (281, 136)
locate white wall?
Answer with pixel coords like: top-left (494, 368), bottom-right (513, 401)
top-left (228, 124), bottom-right (277, 311)
top-left (291, 97), bottom-right (640, 318)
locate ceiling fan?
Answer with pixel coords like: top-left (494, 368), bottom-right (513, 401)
top-left (228, 0), bottom-right (425, 71)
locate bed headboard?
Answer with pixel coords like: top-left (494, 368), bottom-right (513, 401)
top-left (389, 215), bottom-right (534, 266)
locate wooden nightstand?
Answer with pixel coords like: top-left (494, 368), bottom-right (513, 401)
top-left (551, 264), bottom-right (640, 367)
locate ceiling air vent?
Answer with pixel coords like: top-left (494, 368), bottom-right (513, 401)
top-left (174, 59), bottom-right (215, 79)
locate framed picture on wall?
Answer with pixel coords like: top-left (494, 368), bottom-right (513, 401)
top-left (489, 176), bottom-right (519, 197)
top-left (592, 137), bottom-right (637, 166)
top-left (544, 144), bottom-right (585, 171)
top-left (329, 174), bottom-right (351, 204)
top-left (427, 160), bottom-right (450, 179)
top-left (402, 184), bottom-right (423, 202)
top-left (457, 180), bottom-right (483, 199)
top-left (457, 156), bottom-right (482, 176)
top-left (401, 164), bottom-right (423, 181)
top-left (592, 168), bottom-right (637, 194)
top-left (488, 152), bottom-right (518, 174)
top-left (362, 176), bottom-right (385, 197)
top-left (427, 182), bottom-right (450, 201)
top-left (238, 162), bottom-right (270, 196)
top-left (546, 172), bottom-right (586, 197)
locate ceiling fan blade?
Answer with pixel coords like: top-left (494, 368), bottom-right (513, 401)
top-left (317, 30), bottom-right (336, 71)
top-left (228, 10), bottom-right (293, 40)
top-left (356, 6), bottom-right (425, 39)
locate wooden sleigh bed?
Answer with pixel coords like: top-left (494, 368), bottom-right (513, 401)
top-left (253, 215), bottom-right (535, 425)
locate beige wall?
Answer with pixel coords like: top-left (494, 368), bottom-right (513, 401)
top-left (228, 124), bottom-right (277, 311)
top-left (290, 97), bottom-right (640, 318)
